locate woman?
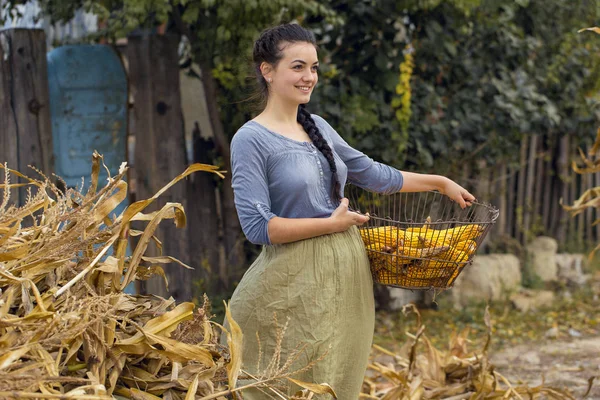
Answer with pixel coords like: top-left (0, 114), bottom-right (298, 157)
top-left (227, 23), bottom-right (474, 398)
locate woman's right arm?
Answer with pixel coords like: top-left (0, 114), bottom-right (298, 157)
top-left (231, 130), bottom-right (367, 246)
top-left (267, 198), bottom-right (368, 244)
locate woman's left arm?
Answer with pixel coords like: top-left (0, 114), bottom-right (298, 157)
top-left (315, 115), bottom-right (475, 208)
top-left (399, 172), bottom-right (475, 209)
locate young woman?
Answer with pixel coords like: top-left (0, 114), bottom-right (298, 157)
top-left (227, 23), bottom-right (475, 398)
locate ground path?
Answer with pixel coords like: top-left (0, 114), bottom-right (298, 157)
top-left (490, 334), bottom-right (600, 398)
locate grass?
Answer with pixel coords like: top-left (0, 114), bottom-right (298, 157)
top-left (373, 278), bottom-right (600, 353)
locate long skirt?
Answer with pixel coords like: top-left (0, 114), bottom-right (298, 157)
top-left (224, 226), bottom-right (375, 399)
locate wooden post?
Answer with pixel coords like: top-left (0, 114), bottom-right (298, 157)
top-left (0, 28), bottom-right (53, 205)
top-left (186, 129), bottom-right (224, 295)
top-left (595, 171), bottom-right (600, 244)
top-left (542, 137), bottom-right (554, 235)
top-left (555, 135), bottom-right (570, 244)
top-left (126, 33), bottom-right (191, 301)
top-left (516, 136), bottom-right (528, 243)
top-left (585, 171), bottom-right (593, 247)
top-left (507, 165), bottom-right (516, 238)
top-left (497, 162), bottom-right (507, 236)
top-left (533, 136), bottom-right (544, 234)
top-left (523, 134), bottom-right (538, 242)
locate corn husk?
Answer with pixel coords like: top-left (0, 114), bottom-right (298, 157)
top-left (0, 153), bottom-right (333, 399)
top-left (361, 305), bottom-right (578, 399)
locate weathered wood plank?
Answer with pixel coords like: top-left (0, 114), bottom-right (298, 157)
top-left (0, 28), bottom-right (53, 205)
top-left (127, 33), bottom-right (191, 301)
top-left (186, 131), bottom-right (224, 295)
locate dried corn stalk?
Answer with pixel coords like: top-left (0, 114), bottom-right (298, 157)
top-left (0, 153), bottom-right (334, 400)
top-left (361, 305), bottom-right (578, 399)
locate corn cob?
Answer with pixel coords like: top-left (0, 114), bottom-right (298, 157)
top-left (397, 245), bottom-right (449, 259)
top-left (406, 227), bottom-right (451, 245)
top-left (446, 224), bottom-right (484, 242)
top-left (407, 224), bottom-right (483, 244)
top-left (398, 230), bottom-right (424, 247)
top-left (360, 226), bottom-right (401, 247)
top-left (374, 245), bottom-right (450, 272)
top-left (438, 247), bottom-right (469, 263)
top-left (417, 259), bottom-right (456, 270)
top-left (360, 226), bottom-right (423, 247)
top-left (366, 242), bottom-right (395, 271)
top-left (376, 268), bottom-right (432, 288)
top-left (454, 239), bottom-right (477, 254)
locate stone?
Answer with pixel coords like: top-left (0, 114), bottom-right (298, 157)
top-left (519, 351), bottom-right (541, 365)
top-left (555, 253), bottom-right (589, 286)
top-left (387, 287), bottom-right (422, 310)
top-left (510, 289), bottom-right (555, 312)
top-left (451, 254), bottom-right (522, 306)
top-left (527, 236), bottom-right (558, 282)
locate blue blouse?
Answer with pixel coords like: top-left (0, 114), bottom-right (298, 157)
top-left (230, 114), bottom-right (404, 245)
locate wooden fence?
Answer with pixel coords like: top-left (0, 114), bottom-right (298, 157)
top-left (476, 134), bottom-right (597, 252)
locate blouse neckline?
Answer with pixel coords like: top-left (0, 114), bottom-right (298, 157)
top-left (247, 120), bottom-right (314, 146)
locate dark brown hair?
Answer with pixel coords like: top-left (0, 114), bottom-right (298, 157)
top-left (253, 23), bottom-right (342, 205)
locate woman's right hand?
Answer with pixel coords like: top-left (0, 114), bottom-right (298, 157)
top-left (329, 198), bottom-right (370, 233)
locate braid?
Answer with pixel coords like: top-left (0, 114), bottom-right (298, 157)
top-left (297, 105), bottom-right (342, 205)
top-left (251, 24), bottom-right (341, 204)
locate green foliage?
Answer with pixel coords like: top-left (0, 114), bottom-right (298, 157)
top-left (7, 0), bottom-right (599, 173)
top-left (307, 1), bottom-right (410, 167)
top-left (391, 45), bottom-right (414, 156)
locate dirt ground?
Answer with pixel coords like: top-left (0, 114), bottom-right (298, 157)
top-left (490, 334), bottom-right (600, 399)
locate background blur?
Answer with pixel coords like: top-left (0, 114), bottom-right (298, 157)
top-left (2, 0), bottom-right (600, 312)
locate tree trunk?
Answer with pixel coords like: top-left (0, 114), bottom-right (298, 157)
top-left (0, 28), bottom-right (54, 205)
top-left (516, 135), bottom-right (529, 243)
top-left (127, 33), bottom-right (192, 301)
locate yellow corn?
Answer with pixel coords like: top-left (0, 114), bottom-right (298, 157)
top-left (454, 239), bottom-right (477, 254)
top-left (360, 226), bottom-right (424, 248)
top-left (397, 245), bottom-right (449, 259)
top-left (360, 226), bottom-right (401, 247)
top-left (365, 242), bottom-right (396, 271)
top-left (447, 224), bottom-right (483, 242)
top-left (438, 247), bottom-right (469, 263)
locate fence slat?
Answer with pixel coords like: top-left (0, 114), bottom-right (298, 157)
top-left (0, 28), bottom-right (53, 204)
top-left (126, 33), bottom-right (191, 300)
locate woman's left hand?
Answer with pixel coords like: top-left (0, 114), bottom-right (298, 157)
top-left (439, 177), bottom-right (476, 209)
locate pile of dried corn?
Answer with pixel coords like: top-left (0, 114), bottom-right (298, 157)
top-left (0, 154), bottom-right (236, 399)
top-left (360, 223), bottom-right (483, 288)
top-left (0, 154), bottom-right (335, 400)
top-left (361, 305), bottom-right (579, 399)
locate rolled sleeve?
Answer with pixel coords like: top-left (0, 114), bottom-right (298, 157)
top-left (314, 115), bottom-right (404, 194)
top-left (231, 129), bottom-right (276, 245)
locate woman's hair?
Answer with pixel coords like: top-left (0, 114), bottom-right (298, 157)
top-left (253, 23), bottom-right (342, 205)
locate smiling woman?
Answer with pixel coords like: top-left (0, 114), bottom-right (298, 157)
top-left (222, 23), bottom-right (475, 399)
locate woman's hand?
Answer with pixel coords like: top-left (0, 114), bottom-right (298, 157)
top-left (439, 177), bottom-right (476, 209)
top-left (329, 198), bottom-right (370, 232)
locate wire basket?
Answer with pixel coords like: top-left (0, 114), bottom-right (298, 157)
top-left (347, 186), bottom-right (499, 290)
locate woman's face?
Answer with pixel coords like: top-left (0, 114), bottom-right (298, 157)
top-left (265, 42), bottom-right (319, 106)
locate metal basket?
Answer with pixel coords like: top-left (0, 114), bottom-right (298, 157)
top-left (347, 186), bottom-right (499, 290)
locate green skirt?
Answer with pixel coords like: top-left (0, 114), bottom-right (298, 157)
top-left (225, 226), bottom-right (374, 399)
